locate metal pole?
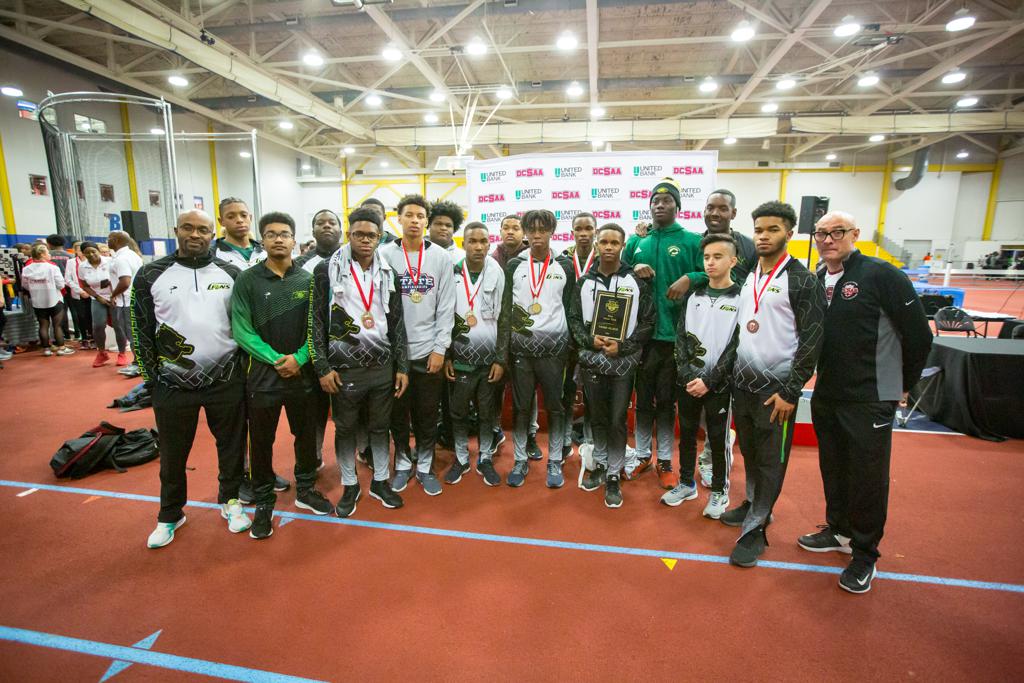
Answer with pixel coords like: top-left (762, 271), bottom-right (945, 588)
top-left (943, 261), bottom-right (952, 287)
top-left (250, 129), bottom-right (262, 219)
top-left (163, 99), bottom-right (180, 233)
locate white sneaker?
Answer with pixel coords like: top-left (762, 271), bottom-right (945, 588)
top-left (698, 462), bottom-right (714, 489)
top-left (703, 492), bottom-right (730, 519)
top-left (220, 499), bottom-right (252, 533)
top-left (42, 348), bottom-right (53, 357)
top-left (0, 351), bottom-right (12, 360)
top-left (56, 346), bottom-right (75, 356)
top-left (147, 516), bottom-right (187, 548)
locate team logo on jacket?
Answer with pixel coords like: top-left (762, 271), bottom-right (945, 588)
top-left (667, 246), bottom-right (680, 256)
top-left (841, 281), bottom-right (859, 300)
top-left (207, 282), bottom-right (231, 290)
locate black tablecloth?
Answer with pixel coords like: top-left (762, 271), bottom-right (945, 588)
top-left (997, 319), bottom-right (1024, 339)
top-left (919, 338), bottom-right (1024, 440)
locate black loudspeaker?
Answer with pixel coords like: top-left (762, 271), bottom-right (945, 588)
top-left (121, 210), bottom-right (150, 242)
top-left (798, 196), bottom-right (829, 235)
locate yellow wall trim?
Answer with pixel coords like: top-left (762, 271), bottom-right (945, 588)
top-left (0, 128), bottom-right (15, 233)
top-left (981, 158), bottom-right (1004, 241)
top-left (119, 103), bottom-right (139, 211)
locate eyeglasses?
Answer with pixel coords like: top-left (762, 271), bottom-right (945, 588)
top-left (176, 224), bottom-right (214, 236)
top-left (813, 228), bottom-right (853, 242)
top-left (349, 231), bottom-right (380, 242)
top-left (263, 231), bottom-right (294, 241)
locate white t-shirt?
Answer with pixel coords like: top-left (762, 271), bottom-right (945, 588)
top-left (824, 268), bottom-right (844, 305)
top-left (79, 257), bottom-right (114, 299)
top-left (110, 246), bottom-right (143, 307)
top-left (21, 261), bottom-right (66, 309)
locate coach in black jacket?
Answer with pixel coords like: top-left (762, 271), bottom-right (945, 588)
top-left (798, 211), bottom-right (932, 594)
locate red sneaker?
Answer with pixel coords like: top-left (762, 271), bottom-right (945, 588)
top-left (93, 351), bottom-right (110, 368)
top-left (633, 455), bottom-right (653, 476)
top-left (116, 352), bottom-right (129, 366)
top-left (656, 460), bottom-right (679, 489)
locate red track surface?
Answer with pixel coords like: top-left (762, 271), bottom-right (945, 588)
top-left (1, 281), bottom-right (1022, 681)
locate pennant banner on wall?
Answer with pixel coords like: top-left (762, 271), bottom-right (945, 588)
top-left (467, 150), bottom-right (718, 252)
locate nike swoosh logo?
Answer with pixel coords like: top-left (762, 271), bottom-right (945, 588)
top-left (873, 422), bottom-right (889, 429)
top-left (905, 300), bottom-right (915, 306)
top-left (857, 574), bottom-right (870, 586)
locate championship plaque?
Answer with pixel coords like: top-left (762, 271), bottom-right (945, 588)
top-left (591, 291), bottom-right (632, 342)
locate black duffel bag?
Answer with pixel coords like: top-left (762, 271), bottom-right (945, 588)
top-left (50, 422), bottom-right (159, 479)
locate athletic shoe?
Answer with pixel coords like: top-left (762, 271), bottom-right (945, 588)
top-left (604, 475), bottom-right (623, 508)
top-left (220, 499), bottom-right (252, 533)
top-left (237, 479), bottom-right (255, 505)
top-left (729, 528), bottom-right (767, 568)
top-left (526, 435), bottom-right (543, 461)
top-left (444, 461), bottom-right (471, 485)
top-left (391, 469), bottom-right (413, 492)
top-left (562, 444), bottom-right (574, 460)
top-left (42, 349), bottom-right (53, 357)
top-left (335, 484), bottom-right (361, 518)
top-left (476, 459), bottom-right (501, 486)
top-left (580, 464), bottom-right (607, 492)
top-left (0, 350), bottom-right (12, 361)
top-left (56, 346), bottom-right (75, 356)
top-left (661, 481), bottom-right (698, 507)
top-left (633, 455), bottom-right (653, 477)
top-left (295, 489), bottom-right (332, 516)
top-left (546, 460), bottom-right (564, 488)
top-left (417, 472), bottom-right (443, 496)
top-left (507, 460), bottom-right (529, 487)
top-left (719, 500), bottom-right (751, 527)
top-left (273, 474), bottom-right (290, 492)
top-left (92, 351), bottom-right (110, 367)
top-left (118, 365), bottom-right (141, 377)
top-left (698, 461), bottom-right (714, 489)
top-left (116, 352), bottom-right (129, 366)
top-left (656, 460), bottom-right (678, 489)
top-left (146, 516), bottom-right (186, 548)
top-left (369, 479), bottom-right (403, 509)
top-left (703, 492), bottom-right (730, 519)
top-left (839, 559), bottom-right (877, 594)
top-left (249, 505), bottom-right (274, 539)
top-left (490, 429), bottom-right (506, 453)
top-left (578, 443), bottom-right (595, 473)
top-left (798, 525), bottom-right (852, 554)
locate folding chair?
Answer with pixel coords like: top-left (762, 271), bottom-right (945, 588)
top-left (897, 366), bottom-right (942, 427)
top-left (933, 306), bottom-right (979, 337)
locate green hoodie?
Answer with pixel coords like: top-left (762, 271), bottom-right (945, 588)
top-left (622, 222), bottom-right (702, 342)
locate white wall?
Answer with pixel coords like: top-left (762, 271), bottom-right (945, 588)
top-left (991, 156), bottom-right (1024, 243)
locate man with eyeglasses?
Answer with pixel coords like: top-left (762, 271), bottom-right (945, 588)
top-left (230, 212), bottom-right (334, 539)
top-left (134, 210), bottom-right (251, 548)
top-left (798, 211), bottom-right (932, 594)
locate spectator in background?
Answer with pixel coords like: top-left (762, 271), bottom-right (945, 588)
top-left (15, 243), bottom-right (32, 258)
top-left (98, 243), bottom-right (112, 257)
top-left (0, 284), bottom-right (10, 362)
top-left (107, 230), bottom-right (144, 368)
top-left (490, 215), bottom-right (526, 269)
top-left (45, 235), bottom-right (72, 341)
top-left (21, 244), bottom-right (74, 356)
top-left (360, 198), bottom-right (395, 244)
top-left (65, 240), bottom-right (94, 350)
top-left (77, 241), bottom-right (118, 367)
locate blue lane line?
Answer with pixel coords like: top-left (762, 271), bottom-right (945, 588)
top-left (4, 479), bottom-right (1024, 595)
top-left (0, 626), bottom-right (326, 683)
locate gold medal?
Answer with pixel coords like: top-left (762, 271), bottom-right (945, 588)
top-left (529, 301), bottom-right (542, 315)
top-left (409, 290), bottom-right (423, 304)
top-left (746, 319), bottom-right (759, 333)
top-left (362, 312), bottom-right (375, 329)
top-left (466, 311), bottom-right (478, 327)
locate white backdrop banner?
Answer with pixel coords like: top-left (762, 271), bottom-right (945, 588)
top-left (467, 150), bottom-right (718, 252)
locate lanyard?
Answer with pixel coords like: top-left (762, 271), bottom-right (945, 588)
top-left (752, 253), bottom-right (790, 316)
top-left (528, 252), bottom-right (551, 301)
top-left (402, 241), bottom-right (423, 287)
top-left (462, 261), bottom-right (484, 311)
top-left (349, 263), bottom-right (374, 313)
top-left (572, 248), bottom-right (594, 277)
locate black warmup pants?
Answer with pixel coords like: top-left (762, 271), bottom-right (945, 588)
top-left (60, 291), bottom-right (71, 338)
top-left (333, 365), bottom-right (394, 485)
top-left (580, 368), bottom-right (634, 475)
top-left (310, 384), bottom-right (331, 462)
top-left (391, 357), bottom-right (445, 473)
top-left (247, 387), bottom-right (319, 507)
top-left (635, 340), bottom-right (678, 461)
top-left (511, 354), bottom-right (566, 462)
top-left (811, 396), bottom-right (896, 564)
top-left (451, 365), bottom-right (498, 464)
top-left (152, 378), bottom-right (246, 523)
top-left (732, 388), bottom-right (796, 538)
top-left (68, 297), bottom-right (92, 341)
top-left (678, 389), bottom-right (732, 492)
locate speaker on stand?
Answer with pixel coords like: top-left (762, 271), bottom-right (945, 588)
top-left (120, 210), bottom-right (151, 242)
top-left (798, 196), bottom-right (829, 269)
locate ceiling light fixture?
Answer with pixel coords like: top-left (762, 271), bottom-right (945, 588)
top-left (731, 21), bottom-right (755, 42)
top-left (826, 153), bottom-right (838, 160)
top-left (761, 102), bottom-right (779, 113)
top-left (556, 32), bottom-right (578, 51)
top-left (302, 51), bottom-right (324, 67)
top-left (857, 73), bottom-right (880, 87)
top-left (776, 77), bottom-right (796, 90)
top-left (941, 70), bottom-right (966, 84)
top-left (279, 120), bottom-right (294, 130)
top-left (590, 106), bottom-right (606, 118)
top-left (869, 134), bottom-right (886, 142)
top-left (699, 76), bottom-right (719, 93)
top-left (424, 112), bottom-right (439, 123)
top-left (566, 81), bottom-right (584, 97)
top-left (381, 161), bottom-right (389, 168)
top-left (495, 87), bottom-right (513, 100)
top-left (1, 85), bottom-right (23, 97)
top-left (591, 139), bottom-right (603, 147)
top-left (301, 163), bottom-right (311, 170)
top-left (167, 75), bottom-right (189, 87)
top-left (239, 151), bottom-right (252, 158)
top-left (466, 39), bottom-right (487, 56)
top-left (956, 96), bottom-right (978, 108)
top-left (956, 150), bottom-right (970, 159)
top-left (382, 45), bottom-right (402, 61)
top-left (834, 16), bottom-right (861, 37)
top-left (723, 136), bottom-right (737, 145)
top-left (149, 128), bottom-right (164, 135)
top-left (946, 8), bottom-right (976, 32)
top-left (429, 90), bottom-right (446, 103)
top-left (343, 146), bottom-right (355, 154)
top-left (365, 94), bottom-right (383, 106)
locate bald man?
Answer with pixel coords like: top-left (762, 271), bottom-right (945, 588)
top-left (107, 230), bottom-right (144, 367)
top-left (133, 209), bottom-right (252, 548)
top-left (799, 211), bottom-right (932, 593)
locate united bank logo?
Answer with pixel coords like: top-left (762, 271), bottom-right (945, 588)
top-left (479, 170), bottom-right (507, 183)
top-left (592, 210), bottom-right (622, 219)
top-left (554, 166), bottom-right (582, 178)
top-left (591, 187), bottom-right (619, 199)
top-left (592, 166), bottom-right (622, 176)
top-left (555, 209), bottom-right (582, 221)
top-left (673, 166), bottom-right (705, 175)
top-left (633, 165), bottom-right (662, 177)
top-left (515, 168), bottom-right (544, 177)
top-left (633, 209), bottom-right (651, 221)
top-left (680, 186), bottom-right (701, 199)
top-left (478, 193), bottom-right (505, 203)
top-left (515, 188), bottom-right (543, 200)
top-left (551, 190), bottom-right (580, 200)
top-left (479, 211), bottom-right (510, 222)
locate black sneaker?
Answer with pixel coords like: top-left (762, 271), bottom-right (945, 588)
top-left (562, 444), bottom-right (573, 460)
top-left (580, 464), bottom-right (607, 492)
top-left (526, 435), bottom-right (543, 461)
top-left (369, 479), bottom-right (403, 509)
top-left (359, 446), bottom-right (375, 470)
top-left (476, 459), bottom-right (501, 486)
top-left (798, 525), bottom-right (852, 554)
top-left (273, 474), bottom-right (290, 492)
top-left (295, 489), bottom-right (332, 516)
top-left (719, 501), bottom-right (774, 528)
top-left (249, 505), bottom-right (274, 539)
top-left (238, 479), bottom-right (255, 505)
top-left (490, 429), bottom-right (506, 453)
top-left (335, 484), bottom-right (361, 518)
top-left (839, 559), bottom-right (877, 594)
top-left (445, 460), bottom-right (471, 485)
top-left (729, 528), bottom-right (768, 567)
top-left (604, 475), bottom-right (623, 508)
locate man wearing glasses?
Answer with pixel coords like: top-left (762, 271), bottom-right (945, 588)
top-left (230, 212), bottom-right (334, 539)
top-left (798, 211), bottom-right (932, 593)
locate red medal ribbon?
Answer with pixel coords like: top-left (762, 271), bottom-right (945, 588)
top-left (349, 263), bottom-right (374, 314)
top-left (402, 241), bottom-right (424, 288)
top-left (752, 253), bottom-right (790, 316)
top-left (528, 252), bottom-right (551, 302)
top-left (462, 261), bottom-right (484, 311)
top-left (572, 248), bottom-right (594, 278)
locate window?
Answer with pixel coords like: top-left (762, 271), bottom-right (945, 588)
top-left (29, 175), bottom-right (48, 196)
top-left (99, 184), bottom-right (115, 203)
top-left (74, 113), bottom-right (107, 134)
top-left (148, 190), bottom-right (161, 207)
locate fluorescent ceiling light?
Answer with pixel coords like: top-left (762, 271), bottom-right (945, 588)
top-left (956, 150), bottom-right (970, 159)
top-left (556, 32), bottom-right (578, 51)
top-left (466, 39), bottom-right (487, 56)
top-left (776, 77), bottom-right (796, 91)
top-left (826, 153), bottom-right (837, 160)
top-left (495, 87), bottom-right (512, 100)
top-left (278, 120), bottom-right (294, 130)
top-left (946, 8), bottom-right (976, 32)
top-left (761, 102), bottom-right (779, 113)
top-left (429, 90), bottom-right (446, 103)
top-left (956, 96), bottom-right (978, 108)
top-left (834, 16), bottom-right (861, 37)
top-left (590, 106), bottom-right (606, 118)
top-left (302, 52), bottom-right (324, 67)
top-left (301, 163), bottom-right (311, 170)
top-left (382, 46), bottom-right (402, 61)
top-left (239, 151), bottom-right (252, 158)
top-left (149, 127), bottom-right (164, 135)
top-left (566, 81), bottom-right (584, 97)
top-left (343, 146), bottom-right (355, 154)
top-left (591, 139), bottom-right (603, 147)
top-left (699, 77), bottom-right (718, 93)
top-left (1, 85), bottom-right (23, 97)
top-left (869, 134), bottom-right (885, 142)
top-left (365, 94), bottom-right (383, 106)
top-left (424, 112), bottom-right (439, 123)
top-left (731, 21), bottom-right (755, 42)
top-left (167, 75), bottom-right (189, 87)
top-left (941, 70), bottom-right (966, 84)
top-left (723, 136), bottom-right (737, 145)
top-left (857, 73), bottom-right (880, 87)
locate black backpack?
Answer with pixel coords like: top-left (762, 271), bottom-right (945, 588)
top-left (50, 422), bottom-right (159, 479)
